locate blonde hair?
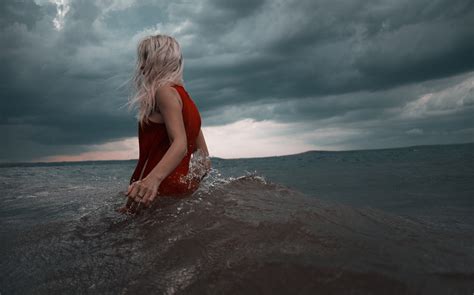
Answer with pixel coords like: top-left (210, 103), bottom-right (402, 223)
top-left (126, 34), bottom-right (184, 126)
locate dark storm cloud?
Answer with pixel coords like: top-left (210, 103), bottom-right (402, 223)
top-left (0, 0), bottom-right (43, 30)
top-left (0, 0), bottom-right (473, 162)
top-left (0, 0), bottom-right (137, 161)
top-left (184, 0), bottom-right (474, 105)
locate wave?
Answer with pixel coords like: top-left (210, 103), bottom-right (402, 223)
top-left (1, 172), bottom-right (473, 294)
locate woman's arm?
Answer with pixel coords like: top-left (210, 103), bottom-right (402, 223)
top-left (147, 86), bottom-right (187, 182)
top-left (127, 85), bottom-right (187, 206)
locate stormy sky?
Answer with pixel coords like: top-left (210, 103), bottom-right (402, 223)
top-left (1, 0), bottom-right (473, 162)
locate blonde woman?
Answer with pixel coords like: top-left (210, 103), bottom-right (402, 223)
top-left (118, 34), bottom-right (211, 215)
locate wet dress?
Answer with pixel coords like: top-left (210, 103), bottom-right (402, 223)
top-left (129, 84), bottom-right (202, 197)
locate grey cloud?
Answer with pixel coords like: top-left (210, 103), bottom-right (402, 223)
top-left (1, 0), bottom-right (473, 162)
top-left (102, 2), bottom-right (169, 33)
top-left (0, 0), bottom-right (42, 30)
top-left (406, 128), bottom-right (423, 135)
top-left (209, 0), bottom-right (265, 17)
top-left (200, 70), bottom-right (474, 150)
top-left (183, 0), bottom-right (474, 108)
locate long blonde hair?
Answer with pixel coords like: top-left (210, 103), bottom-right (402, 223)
top-left (126, 34), bottom-right (184, 126)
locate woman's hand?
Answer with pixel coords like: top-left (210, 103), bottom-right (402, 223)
top-left (129, 176), bottom-right (161, 206)
top-left (118, 176), bottom-right (161, 215)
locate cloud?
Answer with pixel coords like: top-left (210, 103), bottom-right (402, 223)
top-left (50, 0), bottom-right (70, 30)
top-left (401, 75), bottom-right (474, 118)
top-left (37, 137), bottom-right (138, 162)
top-left (406, 128), bottom-right (424, 135)
top-left (1, 0), bottom-right (473, 162)
top-left (202, 118), bottom-right (317, 158)
top-left (33, 118), bottom-right (368, 161)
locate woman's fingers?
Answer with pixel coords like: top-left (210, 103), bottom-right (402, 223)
top-left (146, 191), bottom-right (158, 207)
top-left (125, 196), bottom-right (134, 209)
top-left (128, 183), bottom-right (139, 198)
top-left (141, 189), bottom-right (153, 206)
top-left (115, 198), bottom-right (135, 215)
top-left (132, 186), bottom-right (143, 202)
top-left (116, 206), bottom-right (128, 214)
top-left (131, 198), bottom-right (144, 213)
top-left (140, 192), bottom-right (149, 206)
top-left (137, 188), bottom-right (147, 202)
top-left (120, 179), bottom-right (160, 215)
top-left (149, 190), bottom-right (158, 205)
top-left (127, 180), bottom-right (141, 195)
top-left (128, 183), bottom-right (146, 202)
top-left (116, 195), bottom-right (148, 216)
top-left (128, 200), bottom-right (138, 213)
top-left (145, 190), bottom-right (158, 208)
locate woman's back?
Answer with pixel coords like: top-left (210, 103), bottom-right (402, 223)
top-left (129, 84), bottom-right (202, 197)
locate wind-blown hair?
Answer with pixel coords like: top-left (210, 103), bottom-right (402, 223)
top-left (127, 34), bottom-right (184, 126)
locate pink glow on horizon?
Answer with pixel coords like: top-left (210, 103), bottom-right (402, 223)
top-left (38, 137), bottom-right (139, 162)
top-left (35, 119), bottom-right (340, 163)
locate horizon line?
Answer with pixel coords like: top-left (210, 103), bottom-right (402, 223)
top-left (1, 141), bottom-right (472, 167)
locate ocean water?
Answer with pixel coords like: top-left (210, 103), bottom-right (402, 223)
top-left (0, 142), bottom-right (473, 294)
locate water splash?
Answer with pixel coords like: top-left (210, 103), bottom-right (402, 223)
top-left (179, 149), bottom-right (212, 189)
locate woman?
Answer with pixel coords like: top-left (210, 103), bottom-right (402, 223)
top-left (118, 34), bottom-right (211, 215)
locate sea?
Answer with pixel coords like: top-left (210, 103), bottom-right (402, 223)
top-left (0, 142), bottom-right (473, 294)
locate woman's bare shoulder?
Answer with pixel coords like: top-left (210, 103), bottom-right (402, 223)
top-left (155, 85), bottom-right (182, 108)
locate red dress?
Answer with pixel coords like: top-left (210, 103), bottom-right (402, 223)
top-left (129, 84), bottom-right (202, 197)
